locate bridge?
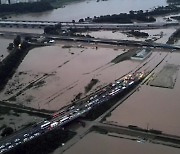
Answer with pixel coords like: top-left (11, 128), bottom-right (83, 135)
top-left (0, 20), bottom-right (179, 30)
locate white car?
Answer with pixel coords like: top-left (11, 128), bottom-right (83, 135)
top-left (5, 143), bottom-right (11, 146)
top-left (34, 132), bottom-right (40, 136)
top-left (15, 138), bottom-right (20, 142)
top-left (23, 138), bottom-right (28, 142)
top-left (8, 145), bottom-right (14, 149)
top-left (49, 40), bottom-right (55, 43)
top-left (29, 135), bottom-right (35, 140)
top-left (24, 133), bottom-right (29, 137)
top-left (0, 145), bottom-right (5, 149)
top-left (15, 142), bottom-right (21, 146)
top-left (0, 148), bottom-right (7, 153)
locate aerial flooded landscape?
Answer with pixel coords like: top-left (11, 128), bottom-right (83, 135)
top-left (0, 0), bottom-right (180, 154)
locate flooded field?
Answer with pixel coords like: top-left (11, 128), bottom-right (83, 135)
top-left (81, 28), bottom-right (177, 44)
top-left (10, 0), bottom-right (167, 21)
top-left (106, 52), bottom-right (180, 136)
top-left (62, 131), bottom-right (180, 154)
top-left (0, 37), bottom-right (12, 60)
top-left (0, 43), bottom-right (144, 110)
top-left (0, 107), bottom-right (43, 139)
top-left (149, 64), bottom-right (179, 89)
top-left (0, 27), bottom-right (43, 34)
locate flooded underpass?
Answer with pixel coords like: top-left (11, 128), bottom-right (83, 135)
top-left (62, 131), bottom-right (180, 154)
top-left (106, 51), bottom-right (180, 136)
top-left (0, 43), bottom-right (149, 110)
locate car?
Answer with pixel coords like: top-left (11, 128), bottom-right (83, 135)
top-left (70, 106), bottom-right (75, 110)
top-left (29, 135), bottom-right (35, 140)
top-left (49, 40), bottom-right (55, 43)
top-left (112, 83), bottom-right (116, 87)
top-left (34, 132), bottom-right (40, 136)
top-left (15, 138), bottom-right (20, 142)
top-left (23, 138), bottom-right (28, 142)
top-left (89, 97), bottom-right (94, 100)
top-left (15, 142), bottom-right (21, 146)
top-left (69, 115), bottom-right (74, 119)
top-left (24, 133), bottom-right (29, 137)
top-left (0, 145), bottom-right (5, 149)
top-left (87, 107), bottom-right (91, 110)
top-left (5, 143), bottom-right (11, 146)
top-left (8, 145), bottom-right (14, 149)
top-left (0, 148), bottom-right (7, 153)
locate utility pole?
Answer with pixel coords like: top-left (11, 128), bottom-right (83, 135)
top-left (147, 123), bottom-right (149, 131)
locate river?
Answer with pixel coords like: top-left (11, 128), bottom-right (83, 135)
top-left (10, 0), bottom-right (168, 22)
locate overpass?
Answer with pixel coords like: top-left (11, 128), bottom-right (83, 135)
top-left (48, 35), bottom-right (180, 50)
top-left (0, 20), bottom-right (179, 30)
top-left (0, 30), bottom-right (179, 50)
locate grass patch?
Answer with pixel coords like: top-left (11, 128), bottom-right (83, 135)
top-left (111, 49), bottom-right (137, 64)
top-left (85, 78), bottom-right (99, 93)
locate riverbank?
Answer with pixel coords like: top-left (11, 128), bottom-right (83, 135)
top-left (0, 0), bottom-right (84, 19)
top-left (90, 5), bottom-right (180, 23)
top-left (7, 0), bottom-right (168, 21)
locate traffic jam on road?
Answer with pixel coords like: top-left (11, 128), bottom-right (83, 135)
top-left (0, 72), bottom-right (145, 154)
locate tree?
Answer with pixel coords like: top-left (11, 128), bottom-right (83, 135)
top-left (1, 127), bottom-right (14, 137)
top-left (79, 18), bottom-right (84, 22)
top-left (129, 10), bottom-right (134, 15)
top-left (21, 41), bottom-right (29, 50)
top-left (55, 23), bottom-right (62, 30)
top-left (24, 36), bottom-right (32, 42)
top-left (7, 43), bottom-right (14, 50)
top-left (13, 35), bottom-right (21, 47)
top-left (44, 26), bottom-right (55, 34)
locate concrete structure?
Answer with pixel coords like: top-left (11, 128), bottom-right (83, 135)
top-left (131, 48), bottom-right (152, 60)
top-left (1, 0), bottom-right (40, 4)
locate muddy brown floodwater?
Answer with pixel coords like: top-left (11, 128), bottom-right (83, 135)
top-left (0, 37), bottom-right (12, 60)
top-left (62, 132), bottom-right (180, 154)
top-left (81, 28), bottom-right (177, 44)
top-left (107, 52), bottom-right (180, 136)
top-left (0, 43), bottom-right (143, 110)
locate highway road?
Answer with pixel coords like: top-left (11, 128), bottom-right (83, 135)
top-left (0, 72), bottom-right (145, 153)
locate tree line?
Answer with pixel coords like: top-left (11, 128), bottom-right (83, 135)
top-left (90, 5), bottom-right (180, 23)
top-left (0, 1), bottom-right (53, 13)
